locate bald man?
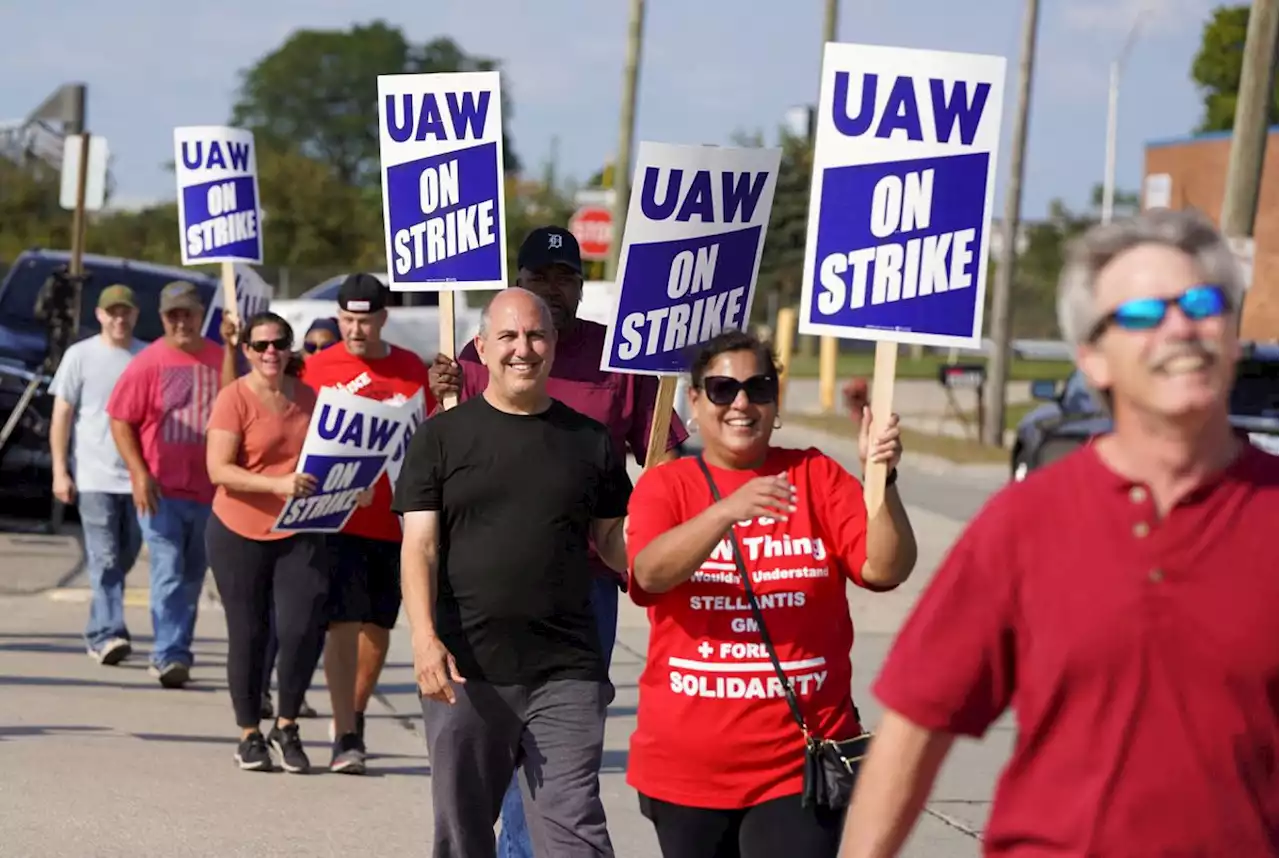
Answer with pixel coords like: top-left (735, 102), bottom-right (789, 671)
top-left (394, 288), bottom-right (630, 858)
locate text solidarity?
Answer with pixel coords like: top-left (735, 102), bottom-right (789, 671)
top-left (386, 90), bottom-right (498, 276)
top-left (616, 168), bottom-right (769, 360)
top-left (816, 72), bottom-right (991, 316)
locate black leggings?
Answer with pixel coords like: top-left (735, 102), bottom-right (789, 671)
top-left (639, 792), bottom-right (845, 858)
top-left (206, 514), bottom-right (328, 728)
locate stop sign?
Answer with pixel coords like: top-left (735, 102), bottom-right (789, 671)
top-left (570, 205), bottom-right (613, 261)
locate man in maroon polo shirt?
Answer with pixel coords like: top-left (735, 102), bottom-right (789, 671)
top-left (839, 209), bottom-right (1278, 858)
top-left (428, 224), bottom-right (688, 858)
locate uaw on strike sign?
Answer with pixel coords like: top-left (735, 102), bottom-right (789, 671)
top-left (798, 44), bottom-right (1006, 349)
top-left (602, 142), bottom-right (782, 375)
top-left (273, 388), bottom-right (415, 534)
top-left (377, 71), bottom-right (508, 290)
top-left (174, 126), bottom-right (263, 265)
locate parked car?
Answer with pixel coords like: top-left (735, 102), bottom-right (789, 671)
top-left (0, 249), bottom-right (218, 503)
top-left (1010, 342), bottom-right (1279, 481)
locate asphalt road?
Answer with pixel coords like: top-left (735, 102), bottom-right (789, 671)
top-left (0, 422), bottom-right (1011, 857)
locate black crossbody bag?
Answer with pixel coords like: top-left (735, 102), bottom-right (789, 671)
top-left (695, 454), bottom-right (872, 811)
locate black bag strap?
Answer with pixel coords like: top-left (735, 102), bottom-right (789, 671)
top-left (694, 454), bottom-right (813, 740)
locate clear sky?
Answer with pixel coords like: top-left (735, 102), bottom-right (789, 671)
top-left (3, 0), bottom-right (1222, 217)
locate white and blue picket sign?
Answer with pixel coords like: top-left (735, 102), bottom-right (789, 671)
top-left (377, 71), bottom-right (508, 291)
top-left (799, 44), bottom-right (1007, 349)
top-left (174, 126), bottom-right (263, 265)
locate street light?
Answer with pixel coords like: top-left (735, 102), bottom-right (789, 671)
top-left (1101, 12), bottom-right (1147, 224)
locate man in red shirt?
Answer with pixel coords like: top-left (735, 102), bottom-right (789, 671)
top-left (840, 209), bottom-right (1278, 857)
top-left (429, 225), bottom-right (687, 857)
top-left (300, 273), bottom-right (433, 774)
top-left (107, 281), bottom-right (233, 688)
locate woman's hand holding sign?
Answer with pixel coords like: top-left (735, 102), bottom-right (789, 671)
top-left (858, 408), bottom-right (904, 472)
top-left (276, 472), bottom-right (318, 499)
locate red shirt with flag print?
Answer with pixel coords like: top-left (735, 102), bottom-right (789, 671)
top-left (299, 343), bottom-right (432, 543)
top-left (625, 446), bottom-right (882, 809)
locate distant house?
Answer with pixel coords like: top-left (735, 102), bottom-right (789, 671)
top-left (1144, 127), bottom-right (1278, 342)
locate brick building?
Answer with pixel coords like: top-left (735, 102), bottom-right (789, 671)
top-left (1143, 127), bottom-right (1278, 341)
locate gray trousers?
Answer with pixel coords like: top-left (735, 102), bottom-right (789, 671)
top-left (422, 678), bottom-right (615, 858)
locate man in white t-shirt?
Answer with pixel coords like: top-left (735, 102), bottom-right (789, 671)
top-left (49, 284), bottom-right (146, 665)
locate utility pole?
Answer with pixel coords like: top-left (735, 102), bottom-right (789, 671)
top-left (1101, 14), bottom-right (1146, 224)
top-left (981, 0), bottom-right (1041, 447)
top-left (1219, 0), bottom-right (1278, 246)
top-left (817, 0), bottom-right (841, 412)
top-left (605, 0), bottom-right (646, 281)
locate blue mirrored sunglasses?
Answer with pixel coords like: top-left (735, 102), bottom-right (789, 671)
top-left (1088, 284), bottom-right (1228, 342)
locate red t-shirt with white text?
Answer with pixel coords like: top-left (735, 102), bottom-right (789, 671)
top-left (300, 344), bottom-right (433, 543)
top-left (625, 447), bottom-right (879, 809)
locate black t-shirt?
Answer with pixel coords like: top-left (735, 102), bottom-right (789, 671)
top-left (391, 395), bottom-right (633, 685)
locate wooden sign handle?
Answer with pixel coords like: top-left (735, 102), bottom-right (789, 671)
top-left (220, 261), bottom-right (238, 335)
top-left (862, 341), bottom-right (898, 518)
top-left (644, 376), bottom-right (678, 470)
top-left (439, 290), bottom-right (458, 411)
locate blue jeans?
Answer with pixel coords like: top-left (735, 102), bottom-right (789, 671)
top-left (79, 492), bottom-right (142, 651)
top-left (497, 575), bottom-right (620, 858)
top-left (137, 497), bottom-right (211, 668)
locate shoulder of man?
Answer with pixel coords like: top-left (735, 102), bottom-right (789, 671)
top-left (457, 340), bottom-right (481, 364)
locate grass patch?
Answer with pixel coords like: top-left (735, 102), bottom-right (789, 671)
top-left (787, 411), bottom-right (1014, 465)
top-left (784, 352), bottom-right (1073, 383)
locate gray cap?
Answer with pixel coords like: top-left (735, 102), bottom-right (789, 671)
top-left (159, 280), bottom-right (204, 314)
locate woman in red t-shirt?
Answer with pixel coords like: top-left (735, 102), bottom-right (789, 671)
top-left (625, 330), bottom-right (918, 857)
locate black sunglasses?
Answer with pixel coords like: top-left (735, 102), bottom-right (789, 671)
top-left (700, 375), bottom-right (779, 406)
top-left (303, 341), bottom-right (322, 354)
top-left (248, 337), bottom-right (291, 353)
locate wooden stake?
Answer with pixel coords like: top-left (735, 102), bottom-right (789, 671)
top-left (818, 335), bottom-right (839, 412)
top-left (863, 341), bottom-right (898, 518)
top-left (774, 307), bottom-right (796, 417)
top-left (644, 376), bottom-right (678, 470)
top-left (439, 290), bottom-right (458, 410)
top-left (219, 261), bottom-right (237, 331)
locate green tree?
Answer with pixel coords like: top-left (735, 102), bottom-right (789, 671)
top-left (230, 21), bottom-right (521, 189)
top-left (755, 130), bottom-right (813, 324)
top-left (990, 184), bottom-right (1140, 338)
top-left (0, 158), bottom-right (72, 260)
top-left (1191, 4), bottom-right (1280, 132)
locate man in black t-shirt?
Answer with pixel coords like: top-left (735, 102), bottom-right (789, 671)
top-left (393, 287), bottom-right (630, 858)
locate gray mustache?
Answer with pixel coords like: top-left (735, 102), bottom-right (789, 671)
top-left (1150, 339), bottom-right (1219, 370)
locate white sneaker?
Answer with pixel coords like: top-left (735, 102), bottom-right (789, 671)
top-left (88, 638), bottom-right (132, 666)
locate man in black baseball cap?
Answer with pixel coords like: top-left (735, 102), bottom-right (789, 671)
top-left (512, 225), bottom-right (584, 330)
top-left (302, 270), bottom-right (432, 774)
top-left (424, 227), bottom-right (688, 857)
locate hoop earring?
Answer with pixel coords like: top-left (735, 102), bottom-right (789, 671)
top-left (685, 416), bottom-right (699, 435)
top-left (774, 416), bottom-right (783, 430)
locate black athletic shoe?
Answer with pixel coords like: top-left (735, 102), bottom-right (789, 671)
top-left (329, 732), bottom-right (366, 775)
top-left (298, 697), bottom-right (318, 718)
top-left (235, 731), bottom-right (272, 772)
top-left (149, 662), bottom-right (190, 689)
top-left (268, 723), bottom-right (311, 774)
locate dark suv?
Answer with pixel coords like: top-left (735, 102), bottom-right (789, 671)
top-left (0, 249), bottom-right (218, 505)
top-left (1010, 343), bottom-right (1280, 481)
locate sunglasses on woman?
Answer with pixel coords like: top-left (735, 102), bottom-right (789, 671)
top-left (248, 337), bottom-right (291, 353)
top-left (700, 374), bottom-right (779, 406)
top-left (303, 341), bottom-right (325, 354)
top-left (1088, 284), bottom-right (1228, 342)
